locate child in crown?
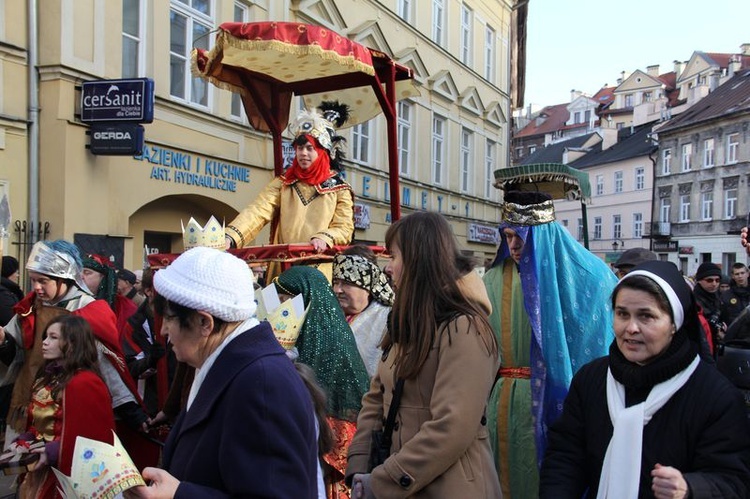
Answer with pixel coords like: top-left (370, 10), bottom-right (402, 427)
top-left (14, 315), bottom-right (115, 498)
top-left (224, 101), bottom-right (354, 281)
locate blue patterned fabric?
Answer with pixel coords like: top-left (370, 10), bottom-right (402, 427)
top-left (492, 221), bottom-right (617, 464)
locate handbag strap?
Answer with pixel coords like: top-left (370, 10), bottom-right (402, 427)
top-left (381, 378), bottom-right (405, 448)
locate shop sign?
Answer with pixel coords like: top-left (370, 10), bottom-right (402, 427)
top-left (467, 223), bottom-right (499, 245)
top-left (88, 123), bottom-right (144, 155)
top-left (678, 245), bottom-right (694, 255)
top-left (81, 78), bottom-right (154, 123)
top-left (354, 203), bottom-right (371, 229)
top-left (282, 140), bottom-right (295, 170)
top-left (653, 240), bottom-right (678, 252)
top-left (134, 144), bottom-right (251, 193)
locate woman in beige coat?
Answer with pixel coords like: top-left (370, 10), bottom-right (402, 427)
top-left (345, 212), bottom-right (501, 498)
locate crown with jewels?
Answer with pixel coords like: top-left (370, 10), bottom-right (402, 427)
top-left (181, 216), bottom-right (225, 251)
top-left (254, 283), bottom-right (308, 350)
top-left (52, 432), bottom-right (145, 498)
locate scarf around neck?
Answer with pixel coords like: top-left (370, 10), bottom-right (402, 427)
top-left (598, 334), bottom-right (700, 499)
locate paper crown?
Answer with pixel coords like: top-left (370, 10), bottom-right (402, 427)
top-left (254, 283), bottom-right (308, 350)
top-left (52, 431), bottom-right (145, 498)
top-left (182, 215), bottom-right (225, 251)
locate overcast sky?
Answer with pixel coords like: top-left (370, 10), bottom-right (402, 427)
top-left (524, 0), bottom-right (750, 109)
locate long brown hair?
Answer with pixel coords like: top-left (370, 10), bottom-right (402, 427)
top-left (384, 212), bottom-right (497, 379)
top-left (36, 315), bottom-right (102, 398)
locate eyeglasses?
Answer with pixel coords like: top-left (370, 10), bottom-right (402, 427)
top-left (701, 277), bottom-right (720, 283)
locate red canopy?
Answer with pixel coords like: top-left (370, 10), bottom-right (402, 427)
top-left (192, 21), bottom-right (420, 220)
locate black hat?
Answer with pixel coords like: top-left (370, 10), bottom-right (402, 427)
top-left (1, 256), bottom-right (19, 278)
top-left (118, 269), bottom-right (137, 285)
top-left (695, 262), bottom-right (721, 281)
top-left (613, 247), bottom-right (657, 269)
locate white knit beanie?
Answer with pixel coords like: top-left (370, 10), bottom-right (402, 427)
top-left (153, 247), bottom-right (256, 322)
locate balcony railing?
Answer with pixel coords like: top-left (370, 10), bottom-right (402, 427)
top-left (650, 222), bottom-right (671, 236)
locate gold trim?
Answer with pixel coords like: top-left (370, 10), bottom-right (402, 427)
top-left (501, 199), bottom-right (555, 226)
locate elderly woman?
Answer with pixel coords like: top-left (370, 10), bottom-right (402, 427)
top-left (129, 247), bottom-right (319, 498)
top-left (540, 260), bottom-right (750, 498)
top-left (332, 246), bottom-right (394, 377)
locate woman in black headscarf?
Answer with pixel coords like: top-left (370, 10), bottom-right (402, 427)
top-left (540, 260), bottom-right (750, 498)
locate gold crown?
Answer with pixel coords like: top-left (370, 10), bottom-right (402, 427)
top-left (255, 285), bottom-right (308, 350)
top-left (182, 216), bottom-right (225, 251)
top-left (52, 431), bottom-right (145, 498)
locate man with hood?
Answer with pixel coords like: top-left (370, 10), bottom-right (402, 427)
top-left (483, 191), bottom-right (617, 498)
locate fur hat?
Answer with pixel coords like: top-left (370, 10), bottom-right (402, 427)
top-left (118, 269), bottom-right (137, 285)
top-left (153, 247), bottom-right (256, 322)
top-left (695, 262), bottom-right (721, 281)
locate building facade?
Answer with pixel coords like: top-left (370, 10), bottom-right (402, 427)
top-left (0, 0), bottom-right (525, 273)
top-left (652, 69), bottom-right (750, 275)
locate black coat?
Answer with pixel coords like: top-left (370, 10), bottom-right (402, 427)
top-left (722, 285), bottom-right (750, 327)
top-left (540, 356), bottom-right (750, 498)
top-left (163, 321), bottom-right (318, 498)
top-left (0, 277), bottom-right (23, 326)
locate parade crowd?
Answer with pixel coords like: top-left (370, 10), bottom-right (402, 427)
top-left (0, 105), bottom-right (748, 499)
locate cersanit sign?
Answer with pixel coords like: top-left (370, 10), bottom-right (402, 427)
top-left (80, 78), bottom-right (154, 123)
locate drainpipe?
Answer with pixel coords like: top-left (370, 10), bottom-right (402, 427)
top-left (28, 0), bottom-right (39, 243)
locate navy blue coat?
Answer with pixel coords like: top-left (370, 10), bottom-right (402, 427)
top-left (164, 321), bottom-right (318, 498)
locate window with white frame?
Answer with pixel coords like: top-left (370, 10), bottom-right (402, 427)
top-left (701, 191), bottom-right (713, 220)
top-left (681, 143), bottom-right (692, 171)
top-left (397, 101), bottom-right (412, 176)
top-left (633, 213), bottom-right (643, 238)
top-left (584, 110), bottom-right (591, 124)
top-left (122, 0), bottom-right (145, 78)
top-left (662, 148), bottom-right (672, 174)
top-left (725, 187), bottom-right (737, 219)
top-left (230, 2), bottom-right (250, 118)
top-left (574, 111), bottom-right (581, 124)
top-left (703, 138), bottom-right (714, 168)
top-left (596, 175), bottom-right (604, 196)
top-left (484, 25), bottom-right (495, 83)
top-left (659, 198), bottom-right (672, 222)
top-left (613, 215), bottom-right (622, 239)
top-left (432, 0), bottom-right (445, 46)
top-left (727, 133), bottom-right (739, 164)
top-left (351, 121), bottom-right (372, 164)
top-left (635, 167), bottom-right (645, 190)
top-left (528, 145), bottom-right (536, 155)
top-left (593, 217), bottom-right (602, 240)
top-left (170, 1), bottom-right (213, 106)
top-left (660, 198), bottom-right (671, 222)
top-left (679, 194), bottom-right (690, 222)
top-left (460, 127), bottom-right (473, 193)
top-left (624, 94), bottom-right (634, 107)
top-left (460, 4), bottom-right (472, 66)
top-left (397, 0), bottom-right (411, 22)
top-left (432, 115), bottom-right (445, 185)
top-left (577, 218), bottom-right (583, 241)
top-left (485, 140), bottom-right (496, 198)
top-left (614, 171), bottom-right (623, 193)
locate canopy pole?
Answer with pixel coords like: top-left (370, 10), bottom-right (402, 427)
top-left (376, 61), bottom-right (401, 221)
top-left (581, 201), bottom-right (589, 249)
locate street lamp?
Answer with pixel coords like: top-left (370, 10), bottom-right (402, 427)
top-left (612, 240), bottom-right (625, 252)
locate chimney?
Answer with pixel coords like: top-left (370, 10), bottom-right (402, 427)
top-left (674, 60), bottom-right (687, 80)
top-left (570, 89), bottom-right (583, 102)
top-left (646, 65), bottom-right (660, 77)
top-left (741, 43), bottom-right (750, 56)
top-left (600, 127), bottom-right (618, 151)
top-left (729, 54), bottom-right (742, 76)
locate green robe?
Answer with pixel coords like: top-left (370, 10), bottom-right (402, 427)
top-left (484, 258), bottom-right (537, 498)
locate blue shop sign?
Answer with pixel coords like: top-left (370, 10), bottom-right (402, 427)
top-left (81, 78), bottom-right (154, 123)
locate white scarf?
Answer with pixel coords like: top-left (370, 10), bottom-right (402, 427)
top-left (596, 355), bottom-right (700, 499)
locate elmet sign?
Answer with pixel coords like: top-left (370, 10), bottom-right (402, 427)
top-left (81, 78), bottom-right (154, 155)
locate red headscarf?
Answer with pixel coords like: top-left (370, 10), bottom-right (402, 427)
top-left (283, 135), bottom-right (334, 186)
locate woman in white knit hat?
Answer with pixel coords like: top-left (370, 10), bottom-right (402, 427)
top-left (127, 247), bottom-right (319, 498)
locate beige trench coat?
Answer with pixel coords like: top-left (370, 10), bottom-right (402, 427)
top-left (346, 272), bottom-right (502, 498)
